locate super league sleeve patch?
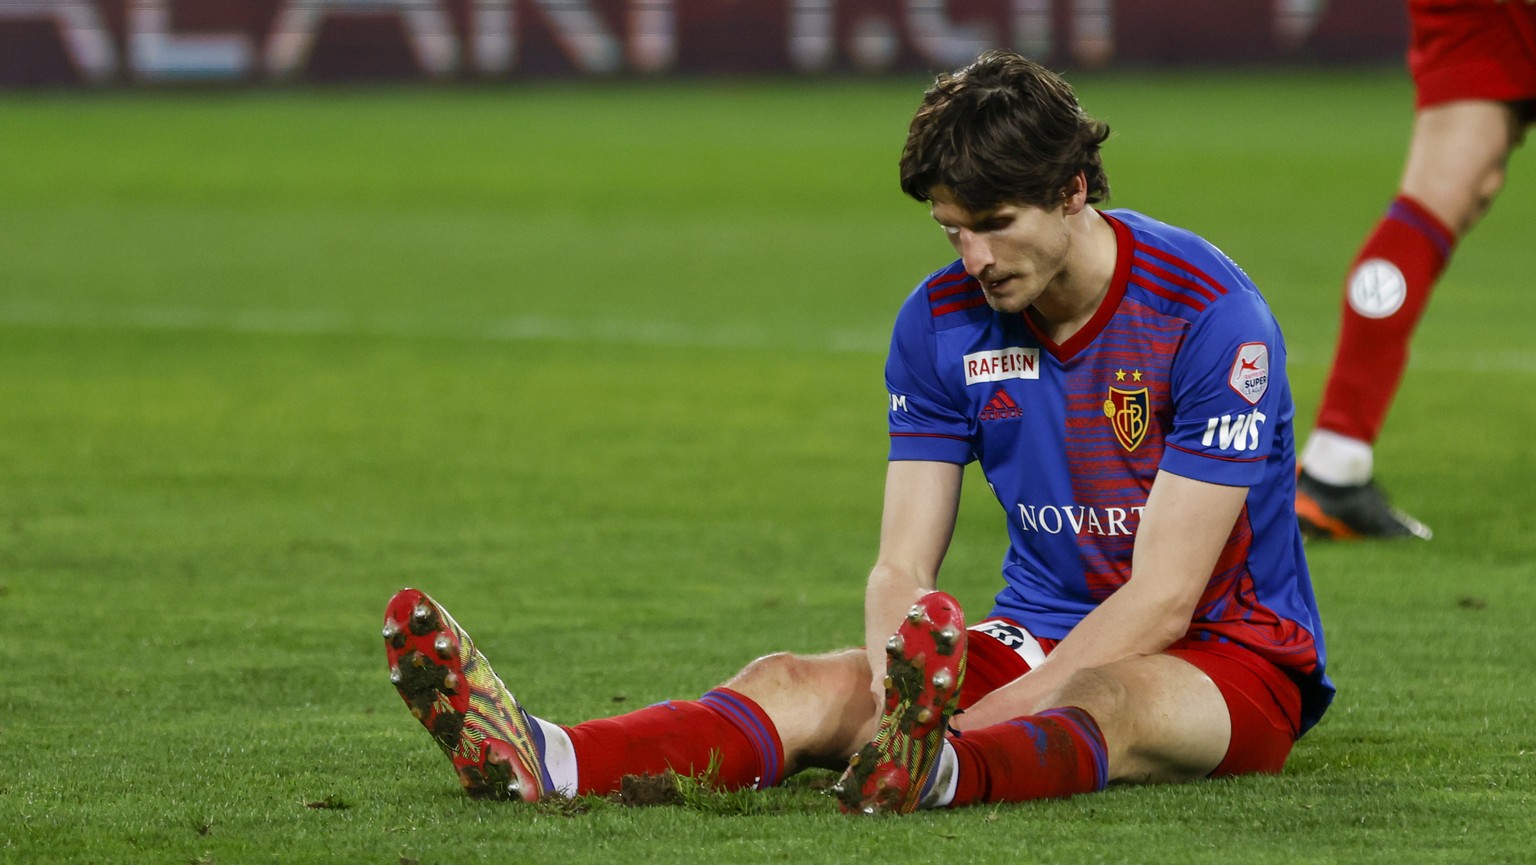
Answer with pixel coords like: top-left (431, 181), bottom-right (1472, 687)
top-left (1227, 342), bottom-right (1269, 405)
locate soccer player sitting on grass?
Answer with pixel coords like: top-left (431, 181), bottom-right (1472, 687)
top-left (383, 49), bottom-right (1333, 813)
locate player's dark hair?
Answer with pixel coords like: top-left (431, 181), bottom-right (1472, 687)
top-left (900, 50), bottom-right (1111, 211)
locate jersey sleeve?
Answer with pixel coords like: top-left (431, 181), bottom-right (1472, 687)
top-left (1160, 291), bottom-right (1286, 487)
top-left (885, 288), bottom-right (975, 464)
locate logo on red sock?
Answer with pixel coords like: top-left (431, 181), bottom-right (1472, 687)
top-left (1347, 258), bottom-right (1408, 319)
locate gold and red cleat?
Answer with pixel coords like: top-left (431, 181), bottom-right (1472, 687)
top-left (834, 591), bottom-right (967, 815)
top-left (383, 588), bottom-right (552, 801)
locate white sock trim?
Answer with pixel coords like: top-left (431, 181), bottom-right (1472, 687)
top-left (533, 717), bottom-right (578, 796)
top-left (919, 739), bottom-right (960, 809)
top-left (1301, 429), bottom-right (1374, 486)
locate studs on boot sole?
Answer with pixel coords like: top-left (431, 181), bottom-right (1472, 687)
top-left (408, 601), bottom-right (439, 635)
top-left (935, 625), bottom-right (960, 652)
top-left (434, 633), bottom-right (453, 659)
top-left (383, 619), bottom-right (408, 649)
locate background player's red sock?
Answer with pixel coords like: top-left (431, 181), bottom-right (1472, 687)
top-left (562, 687), bottom-right (783, 794)
top-left (1315, 195), bottom-right (1455, 445)
top-left (947, 707), bottom-right (1109, 805)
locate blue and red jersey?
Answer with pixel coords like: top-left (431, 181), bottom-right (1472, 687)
top-left (886, 209), bottom-right (1333, 733)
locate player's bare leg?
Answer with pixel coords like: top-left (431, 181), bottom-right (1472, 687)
top-left (1399, 100), bottom-right (1523, 234)
top-left (718, 648), bottom-right (880, 775)
top-left (1037, 654), bottom-right (1228, 784)
top-left (954, 652), bottom-right (1229, 785)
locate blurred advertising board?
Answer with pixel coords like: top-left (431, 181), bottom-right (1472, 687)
top-left (0, 0), bottom-right (1408, 86)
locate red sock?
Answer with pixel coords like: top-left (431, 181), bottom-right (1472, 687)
top-left (562, 688), bottom-right (783, 795)
top-left (948, 707), bottom-right (1109, 805)
top-left (1315, 195), bottom-right (1455, 443)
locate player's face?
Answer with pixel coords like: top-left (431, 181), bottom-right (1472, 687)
top-left (928, 186), bottom-right (1070, 315)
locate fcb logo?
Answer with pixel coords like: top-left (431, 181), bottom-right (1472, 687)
top-left (1103, 386), bottom-right (1150, 452)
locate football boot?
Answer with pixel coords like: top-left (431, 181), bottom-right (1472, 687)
top-left (1296, 470), bottom-right (1431, 540)
top-left (834, 591), bottom-right (966, 815)
top-left (383, 588), bottom-right (554, 801)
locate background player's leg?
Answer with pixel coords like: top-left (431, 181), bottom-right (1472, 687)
top-left (1398, 100), bottom-right (1523, 236)
top-left (1300, 100), bottom-right (1521, 538)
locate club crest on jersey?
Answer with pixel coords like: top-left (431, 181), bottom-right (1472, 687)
top-left (1103, 385), bottom-right (1150, 452)
top-left (1228, 342), bottom-right (1269, 405)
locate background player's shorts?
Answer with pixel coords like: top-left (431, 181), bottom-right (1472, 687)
top-left (1409, 0), bottom-right (1536, 110)
top-left (962, 617), bottom-right (1303, 777)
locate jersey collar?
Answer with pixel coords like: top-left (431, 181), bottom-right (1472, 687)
top-left (1023, 209), bottom-right (1131, 362)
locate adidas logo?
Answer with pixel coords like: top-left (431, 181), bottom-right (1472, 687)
top-left (980, 389), bottom-right (1022, 421)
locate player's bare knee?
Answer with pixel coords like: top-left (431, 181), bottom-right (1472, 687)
top-left (728, 651), bottom-right (809, 697)
top-left (725, 649), bottom-right (871, 768)
top-left (727, 649), bottom-right (864, 707)
top-left (1044, 666), bottom-right (1128, 727)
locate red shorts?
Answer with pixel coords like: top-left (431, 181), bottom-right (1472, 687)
top-left (1409, 0), bottom-right (1536, 109)
top-left (962, 618), bottom-right (1303, 777)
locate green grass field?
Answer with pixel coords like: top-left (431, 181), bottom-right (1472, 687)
top-left (2, 70), bottom-right (1533, 864)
